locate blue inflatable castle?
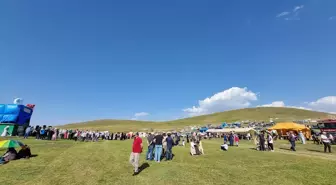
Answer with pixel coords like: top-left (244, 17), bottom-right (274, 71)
top-left (0, 98), bottom-right (34, 136)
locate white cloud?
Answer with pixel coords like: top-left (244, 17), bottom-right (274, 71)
top-left (293, 5), bottom-right (304, 12)
top-left (183, 87), bottom-right (258, 116)
top-left (307, 96), bottom-right (336, 113)
top-left (276, 5), bottom-right (304, 20)
top-left (276, 12), bottom-right (290, 18)
top-left (132, 112), bottom-right (150, 120)
top-left (134, 112), bottom-right (149, 117)
top-left (288, 106), bottom-right (311, 110)
top-left (259, 101), bottom-right (285, 107)
top-left (258, 101), bottom-right (311, 110)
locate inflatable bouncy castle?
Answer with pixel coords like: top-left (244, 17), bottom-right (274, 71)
top-left (0, 99), bottom-right (35, 136)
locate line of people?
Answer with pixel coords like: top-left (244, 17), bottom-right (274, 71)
top-left (24, 126), bottom-right (134, 142)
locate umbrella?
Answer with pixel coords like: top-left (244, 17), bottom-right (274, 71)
top-left (0, 140), bottom-right (24, 148)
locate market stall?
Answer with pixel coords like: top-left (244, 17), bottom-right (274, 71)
top-left (267, 122), bottom-right (311, 139)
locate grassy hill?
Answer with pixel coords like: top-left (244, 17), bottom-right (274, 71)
top-left (58, 107), bottom-right (335, 131)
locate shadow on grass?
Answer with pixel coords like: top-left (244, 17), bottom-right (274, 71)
top-left (279, 147), bottom-right (295, 151)
top-left (306, 149), bottom-right (326, 153)
top-left (160, 153), bottom-right (175, 161)
top-left (138, 162), bottom-right (150, 174)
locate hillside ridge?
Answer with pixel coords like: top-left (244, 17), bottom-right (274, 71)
top-left (58, 107), bottom-right (335, 131)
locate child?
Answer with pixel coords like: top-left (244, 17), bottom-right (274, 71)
top-left (234, 134), bottom-right (239, 147)
top-left (221, 142), bottom-right (229, 151)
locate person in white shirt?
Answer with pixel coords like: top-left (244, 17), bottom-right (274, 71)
top-left (329, 134), bottom-right (334, 144)
top-left (299, 131), bottom-right (306, 144)
top-left (267, 132), bottom-right (274, 152)
top-left (246, 133), bottom-right (251, 141)
top-left (321, 132), bottom-right (331, 153)
top-left (221, 142), bottom-right (229, 151)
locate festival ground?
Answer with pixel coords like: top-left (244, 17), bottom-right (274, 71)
top-left (0, 139), bottom-right (335, 185)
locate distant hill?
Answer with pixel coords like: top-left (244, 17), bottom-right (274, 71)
top-left (58, 107), bottom-right (334, 132)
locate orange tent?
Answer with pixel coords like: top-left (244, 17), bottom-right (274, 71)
top-left (268, 122), bottom-right (311, 139)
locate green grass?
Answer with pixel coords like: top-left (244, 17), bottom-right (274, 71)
top-left (59, 107), bottom-right (334, 132)
top-left (1, 138), bottom-right (336, 185)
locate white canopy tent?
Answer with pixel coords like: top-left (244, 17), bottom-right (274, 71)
top-left (206, 128), bottom-right (256, 134)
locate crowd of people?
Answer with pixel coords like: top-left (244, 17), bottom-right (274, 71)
top-left (24, 126), bottom-right (137, 142)
top-left (129, 131), bottom-right (203, 175)
top-left (2, 124), bottom-right (333, 173)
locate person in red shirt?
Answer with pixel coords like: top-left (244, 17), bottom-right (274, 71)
top-left (129, 132), bottom-right (143, 175)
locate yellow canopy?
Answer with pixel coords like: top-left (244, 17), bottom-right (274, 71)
top-left (268, 122), bottom-right (311, 139)
top-left (268, 122), bottom-right (309, 131)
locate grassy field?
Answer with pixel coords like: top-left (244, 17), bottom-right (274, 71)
top-left (1, 138), bottom-right (335, 185)
top-left (58, 107), bottom-right (335, 131)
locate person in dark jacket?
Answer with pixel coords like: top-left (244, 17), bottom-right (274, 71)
top-left (229, 132), bottom-right (234, 146)
top-left (289, 131), bottom-right (296, 151)
top-left (166, 134), bottom-right (174, 160)
top-left (259, 132), bottom-right (266, 151)
top-left (18, 145), bottom-right (31, 159)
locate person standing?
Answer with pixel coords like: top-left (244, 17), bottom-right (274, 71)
top-left (267, 132), bottom-right (274, 152)
top-left (321, 132), bottom-right (331, 153)
top-left (229, 132), bottom-right (234, 146)
top-left (246, 133), bottom-right (251, 141)
top-left (234, 134), bottom-right (239, 147)
top-left (146, 133), bottom-right (154, 160)
top-left (154, 133), bottom-right (163, 162)
top-left (166, 133), bottom-right (174, 160)
top-left (299, 131), bottom-right (306, 144)
top-left (259, 132), bottom-right (265, 151)
top-left (129, 132), bottom-right (143, 176)
top-left (24, 126), bottom-right (31, 139)
top-left (329, 134), bottom-right (335, 145)
top-left (52, 128), bottom-right (57, 140)
top-left (162, 133), bottom-right (167, 158)
top-left (35, 126), bottom-right (40, 140)
top-left (289, 131), bottom-right (296, 151)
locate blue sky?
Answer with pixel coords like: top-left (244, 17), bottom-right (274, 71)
top-left (1, 0), bottom-right (336, 125)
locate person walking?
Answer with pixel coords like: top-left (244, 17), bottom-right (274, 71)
top-left (154, 133), bottom-right (163, 162)
top-left (129, 132), bottom-right (143, 176)
top-left (24, 126), bottom-right (31, 139)
top-left (321, 132), bottom-right (331, 153)
top-left (289, 131), bottom-right (296, 151)
top-left (166, 133), bottom-right (174, 160)
top-left (146, 133), bottom-right (154, 160)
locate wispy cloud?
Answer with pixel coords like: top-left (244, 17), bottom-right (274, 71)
top-left (276, 12), bottom-right (290, 18)
top-left (293, 5), bottom-right (304, 12)
top-left (132, 112), bottom-right (150, 120)
top-left (329, 16), bottom-right (336, 20)
top-left (276, 5), bottom-right (304, 21)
